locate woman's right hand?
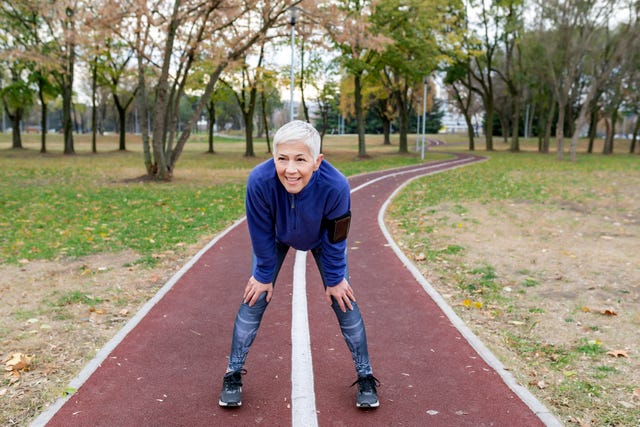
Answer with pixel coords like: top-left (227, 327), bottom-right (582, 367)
top-left (243, 276), bottom-right (273, 306)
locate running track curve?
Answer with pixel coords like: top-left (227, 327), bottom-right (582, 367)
top-left (34, 152), bottom-right (561, 427)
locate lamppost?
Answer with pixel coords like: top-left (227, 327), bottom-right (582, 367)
top-left (289, 7), bottom-right (297, 122)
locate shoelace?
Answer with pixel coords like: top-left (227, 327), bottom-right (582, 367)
top-left (224, 369), bottom-right (247, 389)
top-left (351, 375), bottom-right (380, 393)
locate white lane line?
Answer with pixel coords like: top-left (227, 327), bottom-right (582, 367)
top-left (350, 156), bottom-right (477, 193)
top-left (291, 250), bottom-right (318, 427)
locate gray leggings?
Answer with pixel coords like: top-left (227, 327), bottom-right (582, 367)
top-left (226, 242), bottom-right (373, 376)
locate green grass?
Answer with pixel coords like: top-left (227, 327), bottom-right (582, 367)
top-left (389, 151), bottom-right (639, 209)
top-left (0, 133), bottom-right (426, 265)
top-left (49, 290), bottom-right (104, 307)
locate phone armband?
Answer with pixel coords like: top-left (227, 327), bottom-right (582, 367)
top-left (324, 211), bottom-right (351, 243)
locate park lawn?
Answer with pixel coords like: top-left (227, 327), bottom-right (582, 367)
top-left (1, 131), bottom-right (638, 426)
top-left (0, 132), bottom-right (433, 265)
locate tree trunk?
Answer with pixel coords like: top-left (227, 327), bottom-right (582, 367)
top-left (117, 105), bottom-right (127, 151)
top-left (510, 100), bottom-right (520, 152)
top-left (135, 10), bottom-right (153, 176)
top-left (38, 86), bottom-right (47, 154)
top-left (8, 107), bottom-right (23, 149)
top-left (464, 113), bottom-right (475, 151)
top-left (62, 81), bottom-right (74, 154)
top-left (91, 57), bottom-right (98, 153)
top-left (354, 72), bottom-right (367, 157)
top-left (484, 97), bottom-right (494, 151)
top-left (602, 118), bottom-right (612, 154)
top-left (242, 83), bottom-right (259, 157)
top-left (587, 109), bottom-right (597, 153)
top-left (206, 99), bottom-right (215, 154)
top-left (603, 110), bottom-right (618, 155)
top-left (556, 101), bottom-right (566, 160)
top-left (260, 90), bottom-right (271, 154)
top-left (382, 117), bottom-right (391, 145)
top-left (114, 94), bottom-right (130, 151)
top-left (630, 117), bottom-right (639, 154)
top-left (542, 101), bottom-right (555, 154)
top-left (244, 118), bottom-right (254, 157)
top-left (396, 94), bottom-right (410, 154)
top-left (61, 9), bottom-right (76, 155)
top-left (499, 111), bottom-right (509, 144)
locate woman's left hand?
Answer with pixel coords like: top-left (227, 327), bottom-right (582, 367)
top-left (325, 279), bottom-right (356, 313)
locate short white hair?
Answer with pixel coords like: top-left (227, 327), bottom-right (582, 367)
top-left (273, 120), bottom-right (321, 160)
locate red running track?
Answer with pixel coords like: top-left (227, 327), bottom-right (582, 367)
top-left (34, 153), bottom-right (560, 427)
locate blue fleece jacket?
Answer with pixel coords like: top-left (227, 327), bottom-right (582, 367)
top-left (246, 158), bottom-right (350, 287)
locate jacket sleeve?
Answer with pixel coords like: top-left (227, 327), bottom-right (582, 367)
top-left (320, 180), bottom-right (351, 286)
top-left (246, 172), bottom-right (277, 284)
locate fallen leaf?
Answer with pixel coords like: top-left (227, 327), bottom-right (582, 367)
top-left (4, 353), bottom-right (32, 372)
top-left (62, 387), bottom-right (77, 396)
top-left (462, 299), bottom-right (472, 308)
top-left (606, 349), bottom-right (629, 358)
top-left (581, 306), bottom-right (591, 313)
top-left (415, 253), bottom-right (426, 261)
top-left (601, 309), bottom-right (617, 316)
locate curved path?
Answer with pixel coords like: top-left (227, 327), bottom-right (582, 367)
top-left (33, 153), bottom-right (560, 427)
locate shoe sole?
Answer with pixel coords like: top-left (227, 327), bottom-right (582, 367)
top-left (218, 400), bottom-right (242, 407)
top-left (356, 401), bottom-right (380, 408)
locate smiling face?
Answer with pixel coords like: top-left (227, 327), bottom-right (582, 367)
top-left (274, 141), bottom-right (323, 194)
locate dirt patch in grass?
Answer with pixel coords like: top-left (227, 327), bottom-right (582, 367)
top-left (0, 241), bottom-right (208, 425)
top-left (389, 194), bottom-right (640, 425)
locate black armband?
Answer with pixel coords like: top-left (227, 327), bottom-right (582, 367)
top-left (323, 211), bottom-right (351, 243)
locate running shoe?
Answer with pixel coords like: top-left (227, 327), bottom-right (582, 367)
top-left (352, 374), bottom-right (380, 408)
top-left (218, 370), bottom-right (245, 407)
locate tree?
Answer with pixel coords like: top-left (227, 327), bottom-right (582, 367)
top-left (535, 0), bottom-right (614, 160)
top-left (131, 0), bottom-right (299, 180)
top-left (221, 44), bottom-right (266, 157)
top-left (320, 0), bottom-right (385, 158)
top-left (1, 64), bottom-right (34, 149)
top-left (42, 3), bottom-right (81, 154)
top-left (570, 10), bottom-right (639, 158)
top-left (466, 0), bottom-right (505, 151)
top-left (493, 0), bottom-right (526, 152)
top-left (315, 79), bottom-right (339, 145)
top-left (370, 0), bottom-right (457, 154)
top-left (256, 68), bottom-right (281, 153)
top-left (366, 76), bottom-right (396, 146)
top-left (0, 2), bottom-right (60, 153)
top-left (445, 61), bottom-right (480, 150)
top-left (97, 39), bottom-right (138, 151)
